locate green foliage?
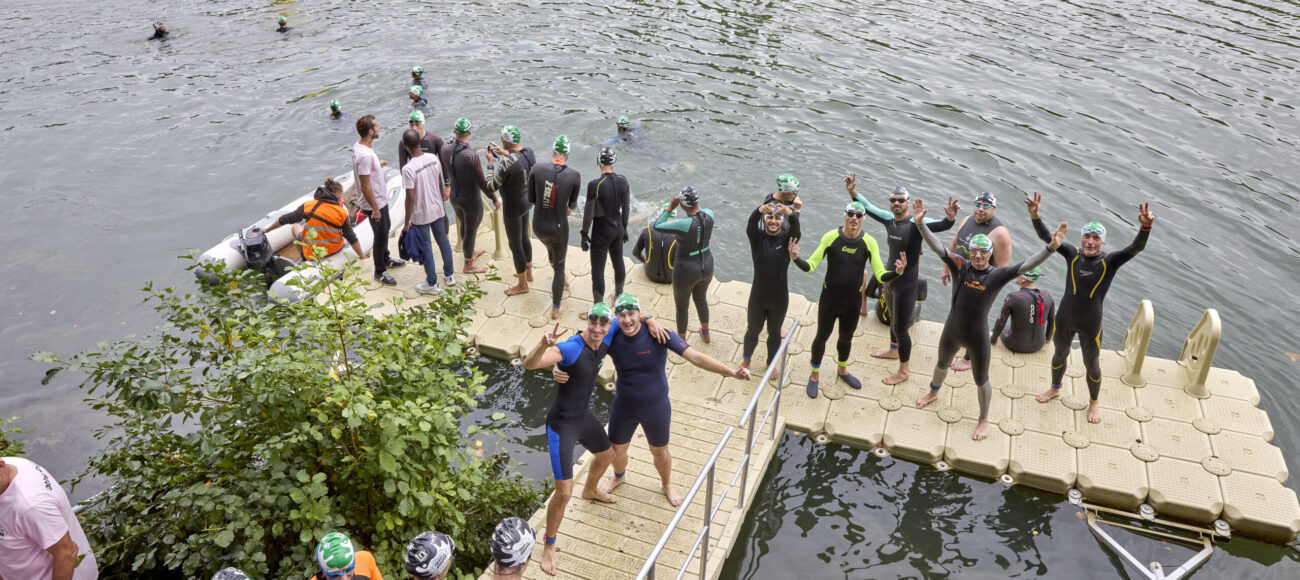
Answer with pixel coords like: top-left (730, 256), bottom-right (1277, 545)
top-left (0, 417), bottom-right (27, 456)
top-left (33, 257), bottom-right (541, 579)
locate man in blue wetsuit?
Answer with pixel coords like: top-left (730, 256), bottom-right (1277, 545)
top-left (552, 293), bottom-right (749, 507)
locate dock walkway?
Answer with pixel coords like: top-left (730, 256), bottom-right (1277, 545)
top-left (354, 212), bottom-right (1299, 578)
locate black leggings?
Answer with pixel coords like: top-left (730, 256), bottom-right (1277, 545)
top-left (590, 232), bottom-right (625, 303)
top-left (744, 292), bottom-right (789, 365)
top-left (671, 254), bottom-right (713, 336)
top-left (535, 226), bottom-right (568, 308)
top-left (452, 201), bottom-right (483, 264)
top-left (931, 322), bottom-right (994, 419)
top-left (885, 279), bottom-right (920, 363)
top-left (1051, 314), bottom-right (1103, 400)
top-left (810, 295), bottom-right (859, 369)
top-left (503, 210), bottom-right (532, 274)
top-left (363, 206), bottom-right (391, 276)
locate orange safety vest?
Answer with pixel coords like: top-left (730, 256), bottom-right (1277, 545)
top-left (297, 199), bottom-right (348, 260)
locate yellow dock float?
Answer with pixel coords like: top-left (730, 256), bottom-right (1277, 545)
top-left (351, 211), bottom-right (1299, 578)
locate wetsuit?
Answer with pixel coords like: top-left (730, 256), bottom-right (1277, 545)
top-left (410, 97), bottom-right (431, 118)
top-left (654, 208), bottom-right (716, 336)
top-left (601, 326), bottom-right (691, 447)
top-left (440, 140), bottom-right (497, 263)
top-left (743, 206), bottom-right (800, 365)
top-left (992, 288), bottom-right (1056, 353)
top-left (398, 131), bottom-right (444, 171)
top-left (919, 224), bottom-right (1053, 419)
top-left (859, 195), bottom-right (953, 364)
top-left (582, 171), bottom-right (631, 302)
top-left (632, 220), bottom-right (675, 284)
top-left (529, 161), bottom-right (581, 308)
top-left (865, 276), bottom-right (926, 327)
top-left (603, 122), bottom-right (642, 146)
top-left (547, 334), bottom-right (614, 480)
top-left (1034, 217), bottom-right (1150, 400)
top-left (795, 228), bottom-right (898, 372)
top-left (950, 213), bottom-right (1007, 361)
top-left (488, 147), bottom-right (536, 274)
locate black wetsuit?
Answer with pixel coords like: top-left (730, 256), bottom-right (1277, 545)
top-left (440, 140), bottom-right (497, 264)
top-left (1034, 218), bottom-right (1150, 399)
top-left (529, 161), bottom-right (581, 308)
top-left (582, 171), bottom-right (631, 302)
top-left (920, 224), bottom-right (1052, 419)
top-left (743, 206), bottom-right (799, 365)
top-left (632, 221), bottom-right (675, 284)
top-left (859, 194), bottom-right (953, 364)
top-left (795, 228), bottom-right (898, 370)
top-left (992, 288), bottom-right (1056, 354)
top-left (866, 276), bottom-right (927, 327)
top-left (547, 334), bottom-right (613, 480)
top-left (398, 131), bottom-right (444, 171)
top-left (654, 208), bottom-right (716, 336)
top-left (488, 147), bottom-right (536, 274)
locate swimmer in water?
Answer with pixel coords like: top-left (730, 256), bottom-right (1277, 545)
top-left (411, 65), bottom-right (427, 90)
top-left (150, 22), bottom-right (168, 40)
top-left (603, 115), bottom-right (641, 146)
top-left (409, 85), bottom-right (430, 117)
top-left (328, 99), bottom-right (342, 120)
top-left (1026, 193), bottom-right (1155, 424)
top-left (276, 16), bottom-right (288, 32)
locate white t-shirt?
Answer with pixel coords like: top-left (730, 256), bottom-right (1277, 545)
top-left (0, 458), bottom-right (98, 580)
top-left (352, 141), bottom-right (388, 211)
top-left (401, 153), bottom-right (446, 226)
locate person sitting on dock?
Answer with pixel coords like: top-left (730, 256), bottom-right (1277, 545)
top-left (486, 125), bottom-right (537, 296)
top-left (1025, 193), bottom-right (1155, 423)
top-left (654, 187), bottom-right (715, 341)
top-left (913, 198), bottom-right (1067, 440)
top-left (631, 203), bottom-right (676, 284)
top-left (523, 304), bottom-right (623, 575)
top-left (943, 191), bottom-right (1013, 372)
top-left (529, 135), bottom-right (581, 320)
top-left (311, 532), bottom-right (384, 580)
top-left (490, 517), bottom-right (536, 579)
top-left (552, 293), bottom-right (749, 507)
top-left (403, 530), bottom-right (454, 580)
top-left (741, 198), bottom-right (799, 377)
top-left (990, 267), bottom-right (1055, 354)
top-left (581, 146), bottom-right (630, 306)
top-left (263, 178), bottom-right (364, 261)
top-left (790, 200), bottom-right (902, 398)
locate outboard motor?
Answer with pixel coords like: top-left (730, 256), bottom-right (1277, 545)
top-left (239, 227), bottom-right (275, 271)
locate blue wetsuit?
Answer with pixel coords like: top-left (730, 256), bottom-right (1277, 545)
top-left (602, 326), bottom-right (690, 447)
top-left (548, 334), bottom-right (614, 480)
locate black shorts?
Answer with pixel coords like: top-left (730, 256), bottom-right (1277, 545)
top-left (546, 412), bottom-right (612, 480)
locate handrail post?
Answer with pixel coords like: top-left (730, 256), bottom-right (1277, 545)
top-left (740, 403), bottom-right (755, 508)
top-left (773, 342), bottom-right (788, 441)
top-left (701, 464), bottom-right (714, 580)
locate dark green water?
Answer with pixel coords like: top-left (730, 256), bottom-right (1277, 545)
top-left (3, 0), bottom-right (1298, 576)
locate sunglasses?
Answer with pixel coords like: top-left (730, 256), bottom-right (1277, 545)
top-left (845, 211), bottom-right (865, 218)
top-left (587, 314), bottom-right (611, 324)
top-left (974, 203), bottom-right (994, 210)
top-left (889, 198), bottom-right (908, 204)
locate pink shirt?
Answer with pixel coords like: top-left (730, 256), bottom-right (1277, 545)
top-left (0, 458), bottom-right (98, 580)
top-left (353, 142), bottom-right (388, 211)
top-left (401, 153), bottom-right (446, 226)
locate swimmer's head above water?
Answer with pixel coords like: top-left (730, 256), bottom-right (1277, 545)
top-left (616, 115), bottom-right (631, 132)
top-left (409, 84), bottom-right (424, 101)
top-left (329, 99), bottom-right (341, 114)
top-left (412, 65), bottom-right (424, 79)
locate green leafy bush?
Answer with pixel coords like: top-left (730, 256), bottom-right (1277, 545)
top-left (0, 417), bottom-right (27, 456)
top-left (34, 258), bottom-right (542, 579)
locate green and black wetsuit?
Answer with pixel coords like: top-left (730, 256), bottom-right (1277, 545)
top-left (743, 206), bottom-right (800, 365)
top-left (795, 228), bottom-right (897, 370)
top-left (654, 208), bottom-right (715, 336)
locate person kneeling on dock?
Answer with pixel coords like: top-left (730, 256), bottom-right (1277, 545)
top-left (913, 198), bottom-right (1067, 440)
top-left (523, 303), bottom-right (622, 575)
top-left (553, 293), bottom-right (749, 508)
top-left (263, 178), bottom-right (364, 261)
top-left (990, 267), bottom-right (1055, 354)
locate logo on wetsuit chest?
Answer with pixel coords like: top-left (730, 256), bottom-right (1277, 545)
top-left (963, 280), bottom-right (988, 291)
top-left (1077, 269), bottom-right (1094, 276)
top-left (841, 247), bottom-right (857, 254)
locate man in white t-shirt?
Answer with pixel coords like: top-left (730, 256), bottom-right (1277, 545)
top-left (0, 457), bottom-right (98, 580)
top-left (354, 114), bottom-right (405, 286)
top-left (401, 129), bottom-right (456, 295)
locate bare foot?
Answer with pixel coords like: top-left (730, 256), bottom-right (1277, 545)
top-left (663, 484), bottom-right (683, 507)
top-left (701, 331), bottom-right (711, 344)
top-left (971, 419), bottom-right (991, 441)
top-left (462, 264), bottom-right (488, 274)
top-left (551, 306), bottom-right (561, 320)
top-left (740, 360), bottom-right (751, 371)
top-left (780, 329), bottom-right (788, 339)
top-left (473, 249), bottom-right (486, 260)
top-left (563, 273), bottom-right (571, 289)
top-left (950, 358), bottom-right (972, 372)
top-left (882, 369), bottom-right (910, 385)
top-left (580, 488), bottom-right (617, 504)
top-left (915, 389), bottom-right (939, 409)
top-left (526, 268), bottom-right (534, 282)
top-left (1087, 401), bottom-right (1102, 424)
top-left (871, 347), bottom-right (899, 360)
top-left (598, 475), bottom-right (626, 495)
top-left (1035, 388), bottom-right (1060, 404)
top-left (540, 543), bottom-right (558, 576)
top-left (505, 284), bottom-right (529, 296)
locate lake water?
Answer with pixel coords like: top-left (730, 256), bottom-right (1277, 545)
top-left (2, 0), bottom-right (1297, 576)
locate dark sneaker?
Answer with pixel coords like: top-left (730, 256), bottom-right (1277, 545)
top-left (806, 377), bottom-right (819, 398)
top-left (375, 272), bottom-right (397, 286)
top-left (839, 372), bottom-right (862, 389)
top-left (387, 258), bottom-right (406, 268)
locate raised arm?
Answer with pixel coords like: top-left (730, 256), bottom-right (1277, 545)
top-left (1108, 202), bottom-right (1155, 268)
top-left (914, 199), bottom-right (960, 272)
top-left (523, 323), bottom-right (569, 370)
top-left (844, 173), bottom-right (890, 224)
top-left (746, 205), bottom-right (763, 245)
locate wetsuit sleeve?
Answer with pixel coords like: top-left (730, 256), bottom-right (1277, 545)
top-left (991, 295), bottom-right (1014, 341)
top-left (795, 229), bottom-right (838, 272)
top-left (567, 172), bottom-right (581, 212)
top-left (865, 234), bottom-right (899, 283)
top-left (556, 335), bottom-right (583, 366)
top-left (924, 216), bottom-right (955, 232)
top-left (582, 180), bottom-right (597, 236)
top-left (990, 244), bottom-right (1055, 288)
top-left (917, 217), bottom-right (960, 272)
top-left (788, 210), bottom-right (801, 242)
top-left (468, 152), bottom-right (497, 202)
top-left (619, 177), bottom-right (630, 232)
top-left (665, 331), bottom-right (690, 355)
top-left (633, 229), bottom-right (648, 263)
top-left (528, 166), bottom-right (540, 205)
top-left (1032, 217), bottom-right (1076, 258)
top-left (1108, 227), bottom-right (1151, 269)
top-left (276, 206), bottom-right (307, 225)
top-left (654, 209), bottom-right (691, 233)
top-left (859, 195), bottom-right (892, 224)
top-left (746, 206), bottom-right (762, 245)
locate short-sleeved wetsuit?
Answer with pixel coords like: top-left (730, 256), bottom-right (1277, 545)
top-left (547, 334), bottom-right (614, 480)
top-left (529, 161), bottom-right (581, 307)
top-left (440, 140), bottom-right (497, 264)
top-left (992, 288), bottom-right (1056, 354)
top-left (488, 147), bottom-right (536, 274)
top-left (654, 209), bottom-right (716, 336)
top-left (602, 326), bottom-right (690, 447)
top-left (583, 171), bottom-right (631, 302)
top-left (1033, 217), bottom-right (1150, 399)
top-left (743, 205), bottom-right (800, 365)
top-left (795, 228), bottom-right (898, 370)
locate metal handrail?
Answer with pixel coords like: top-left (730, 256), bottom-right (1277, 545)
top-left (636, 427), bottom-right (734, 580)
top-left (734, 319), bottom-right (800, 508)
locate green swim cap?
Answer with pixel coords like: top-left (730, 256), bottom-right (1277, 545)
top-left (315, 532), bottom-right (356, 574)
top-left (412, 65), bottom-right (424, 76)
top-left (617, 115), bottom-right (631, 128)
top-left (845, 201), bottom-right (866, 214)
top-left (613, 293), bottom-right (641, 313)
top-left (329, 99), bottom-right (341, 112)
top-left (776, 174), bottom-right (800, 193)
top-left (969, 233), bottom-right (993, 252)
top-left (553, 135), bottom-right (570, 154)
top-left (410, 85), bottom-right (424, 96)
top-left (409, 110), bottom-right (425, 123)
top-left (454, 117), bottom-right (472, 135)
top-left (501, 125), bottom-right (521, 144)
top-left (1021, 267), bottom-right (1043, 282)
top-left (278, 16), bottom-right (286, 25)
top-left (588, 302), bottom-right (613, 319)
top-left (1082, 221), bottom-right (1107, 242)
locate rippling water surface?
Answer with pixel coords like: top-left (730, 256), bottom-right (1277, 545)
top-left (2, 0), bottom-right (1298, 576)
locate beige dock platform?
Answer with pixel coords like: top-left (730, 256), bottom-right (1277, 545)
top-left (351, 209), bottom-right (1298, 576)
